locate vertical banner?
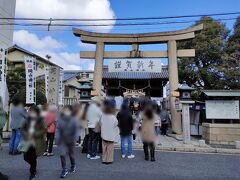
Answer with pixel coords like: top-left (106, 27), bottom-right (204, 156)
top-left (24, 56), bottom-right (36, 104)
top-left (58, 68), bottom-right (64, 105)
top-left (44, 66), bottom-right (49, 101)
top-left (48, 66), bottom-right (60, 105)
top-left (0, 47), bottom-right (7, 108)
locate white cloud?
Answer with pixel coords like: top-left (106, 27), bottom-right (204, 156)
top-left (13, 30), bottom-right (94, 70)
top-left (14, 30), bottom-right (65, 50)
top-left (16, 0), bottom-right (115, 32)
top-left (77, 41), bottom-right (96, 50)
top-left (35, 50), bottom-right (95, 71)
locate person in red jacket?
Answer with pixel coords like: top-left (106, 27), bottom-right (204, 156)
top-left (43, 105), bottom-right (57, 156)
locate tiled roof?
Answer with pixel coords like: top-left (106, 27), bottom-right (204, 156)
top-left (63, 70), bottom-right (94, 82)
top-left (63, 66), bottom-right (168, 82)
top-left (203, 90), bottom-right (240, 97)
top-left (102, 66), bottom-right (168, 79)
top-left (63, 72), bottom-right (79, 81)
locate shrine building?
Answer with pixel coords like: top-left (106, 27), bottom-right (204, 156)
top-left (63, 65), bottom-right (168, 104)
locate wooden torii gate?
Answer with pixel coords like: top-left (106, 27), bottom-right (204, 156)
top-left (73, 24), bottom-right (203, 134)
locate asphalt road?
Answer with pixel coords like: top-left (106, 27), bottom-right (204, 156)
top-left (0, 147), bottom-right (239, 180)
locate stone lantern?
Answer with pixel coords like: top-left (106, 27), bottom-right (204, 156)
top-left (76, 72), bottom-right (93, 101)
top-left (178, 81), bottom-right (195, 144)
top-left (178, 81), bottom-right (195, 101)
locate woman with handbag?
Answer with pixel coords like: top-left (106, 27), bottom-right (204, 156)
top-left (20, 105), bottom-right (47, 180)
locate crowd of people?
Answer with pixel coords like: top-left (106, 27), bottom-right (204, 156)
top-left (0, 96), bottom-right (170, 180)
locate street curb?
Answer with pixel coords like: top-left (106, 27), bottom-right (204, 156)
top-left (114, 145), bottom-right (240, 155)
top-left (1, 143), bottom-right (240, 155)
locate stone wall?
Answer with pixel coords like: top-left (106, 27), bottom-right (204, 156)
top-left (202, 123), bottom-right (240, 145)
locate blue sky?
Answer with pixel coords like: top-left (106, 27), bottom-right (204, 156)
top-left (13, 0), bottom-right (240, 70)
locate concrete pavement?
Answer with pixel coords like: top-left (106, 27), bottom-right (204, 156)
top-left (128, 135), bottom-right (240, 154)
top-left (0, 147), bottom-right (240, 180)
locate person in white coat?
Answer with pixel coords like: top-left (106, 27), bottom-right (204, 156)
top-left (100, 99), bottom-right (118, 164)
top-left (86, 96), bottom-right (102, 159)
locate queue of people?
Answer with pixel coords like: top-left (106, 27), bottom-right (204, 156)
top-left (2, 96), bottom-right (170, 179)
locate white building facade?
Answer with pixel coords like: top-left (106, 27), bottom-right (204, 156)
top-left (0, 0), bottom-right (16, 48)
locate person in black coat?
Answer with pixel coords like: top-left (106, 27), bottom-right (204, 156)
top-left (117, 104), bottom-right (135, 159)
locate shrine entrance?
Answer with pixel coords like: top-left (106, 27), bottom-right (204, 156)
top-left (73, 24), bottom-right (203, 134)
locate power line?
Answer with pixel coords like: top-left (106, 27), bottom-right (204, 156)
top-left (0, 11), bottom-right (240, 21)
top-left (0, 24), bottom-right (194, 32)
top-left (0, 17), bottom-right (238, 27)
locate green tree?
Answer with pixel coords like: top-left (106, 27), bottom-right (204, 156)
top-left (7, 66), bottom-right (26, 103)
top-left (36, 90), bottom-right (47, 105)
top-left (178, 16), bottom-right (229, 90)
top-left (7, 64), bottom-right (47, 105)
top-left (223, 16), bottom-right (240, 89)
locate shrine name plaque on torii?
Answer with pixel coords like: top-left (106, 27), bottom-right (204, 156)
top-left (73, 24), bottom-right (203, 134)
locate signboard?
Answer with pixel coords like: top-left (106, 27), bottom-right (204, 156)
top-left (174, 98), bottom-right (182, 111)
top-left (206, 100), bottom-right (240, 119)
top-left (109, 59), bottom-right (162, 72)
top-left (171, 91), bottom-right (180, 97)
top-left (123, 89), bottom-right (145, 97)
top-left (0, 47), bottom-right (7, 106)
top-left (58, 68), bottom-right (64, 105)
top-left (48, 67), bottom-right (60, 105)
top-left (44, 66), bottom-right (49, 100)
top-left (24, 56), bottom-right (36, 104)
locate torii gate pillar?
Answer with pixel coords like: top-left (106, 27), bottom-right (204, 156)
top-left (168, 40), bottom-right (181, 134)
top-left (93, 42), bottom-right (104, 96)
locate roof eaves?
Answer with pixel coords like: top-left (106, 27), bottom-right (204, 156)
top-left (8, 45), bottom-right (62, 68)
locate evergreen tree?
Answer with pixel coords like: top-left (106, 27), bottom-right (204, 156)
top-left (178, 16), bottom-right (229, 89)
top-left (223, 16), bottom-right (240, 89)
top-left (7, 64), bottom-right (47, 105)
